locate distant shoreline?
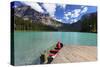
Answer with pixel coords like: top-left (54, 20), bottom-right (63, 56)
top-left (14, 30), bottom-right (97, 33)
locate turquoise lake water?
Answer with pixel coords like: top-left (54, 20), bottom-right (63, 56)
top-left (14, 31), bottom-right (97, 65)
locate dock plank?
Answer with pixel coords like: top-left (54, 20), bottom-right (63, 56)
top-left (51, 45), bottom-right (97, 64)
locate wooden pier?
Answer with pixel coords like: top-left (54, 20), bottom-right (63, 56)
top-left (51, 45), bottom-right (97, 64)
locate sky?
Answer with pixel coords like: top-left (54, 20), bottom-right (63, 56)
top-left (13, 1), bottom-right (97, 24)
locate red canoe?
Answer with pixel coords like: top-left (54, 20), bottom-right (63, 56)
top-left (48, 54), bottom-right (57, 58)
top-left (50, 50), bottom-right (59, 52)
top-left (48, 54), bottom-right (55, 56)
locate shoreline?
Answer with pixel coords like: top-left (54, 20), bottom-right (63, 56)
top-left (51, 45), bottom-right (97, 64)
top-left (14, 30), bottom-right (97, 33)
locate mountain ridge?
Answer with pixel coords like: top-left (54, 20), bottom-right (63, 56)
top-left (12, 4), bottom-right (97, 32)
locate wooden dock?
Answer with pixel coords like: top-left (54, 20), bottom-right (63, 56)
top-left (51, 45), bottom-right (97, 64)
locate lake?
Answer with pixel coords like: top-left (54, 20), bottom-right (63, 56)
top-left (14, 31), bottom-right (97, 65)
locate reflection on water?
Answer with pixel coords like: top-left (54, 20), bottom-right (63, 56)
top-left (14, 31), bottom-right (97, 65)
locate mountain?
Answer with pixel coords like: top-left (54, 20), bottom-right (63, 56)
top-left (13, 5), bottom-right (63, 31)
top-left (56, 12), bottom-right (97, 32)
top-left (14, 6), bottom-right (62, 31)
top-left (80, 12), bottom-right (97, 32)
top-left (12, 3), bottom-right (97, 32)
top-left (64, 12), bottom-right (97, 32)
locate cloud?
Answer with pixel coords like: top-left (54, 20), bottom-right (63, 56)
top-left (69, 19), bottom-right (74, 24)
top-left (67, 12), bottom-right (71, 15)
top-left (81, 7), bottom-right (88, 13)
top-left (22, 2), bottom-right (44, 13)
top-left (63, 8), bottom-right (82, 24)
top-left (64, 9), bottom-right (81, 19)
top-left (55, 5), bottom-right (88, 24)
top-left (63, 9), bottom-right (81, 23)
top-left (64, 12), bottom-right (71, 17)
top-left (64, 15), bottom-right (69, 20)
top-left (42, 3), bottom-right (57, 17)
top-left (53, 17), bottom-right (62, 22)
top-left (71, 9), bottom-right (81, 18)
top-left (57, 19), bottom-right (62, 22)
top-left (73, 18), bottom-right (78, 22)
top-left (69, 7), bottom-right (88, 23)
top-left (63, 12), bottom-right (71, 22)
top-left (66, 16), bottom-right (69, 20)
top-left (57, 4), bottom-right (66, 9)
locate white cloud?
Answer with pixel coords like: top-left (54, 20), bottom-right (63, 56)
top-left (22, 2), bottom-right (44, 13)
top-left (67, 12), bottom-right (71, 15)
top-left (57, 4), bottom-right (66, 9)
top-left (64, 9), bottom-right (81, 20)
top-left (64, 12), bottom-right (71, 17)
top-left (69, 18), bottom-right (78, 24)
top-left (73, 19), bottom-right (78, 22)
top-left (63, 6), bottom-right (88, 24)
top-left (42, 3), bottom-right (56, 17)
top-left (57, 19), bottom-right (62, 22)
top-left (71, 13), bottom-right (74, 18)
top-left (70, 19), bottom-right (74, 24)
top-left (64, 16), bottom-right (69, 20)
top-left (69, 18), bottom-right (77, 24)
top-left (74, 9), bottom-right (81, 13)
top-left (63, 8), bottom-right (83, 24)
top-left (64, 12), bottom-right (71, 21)
top-left (66, 17), bottom-right (69, 20)
top-left (64, 13), bottom-right (68, 17)
top-left (71, 9), bottom-right (81, 18)
top-left (53, 17), bottom-right (62, 22)
top-left (81, 7), bottom-right (88, 13)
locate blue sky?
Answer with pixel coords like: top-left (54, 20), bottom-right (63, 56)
top-left (13, 1), bottom-right (97, 24)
